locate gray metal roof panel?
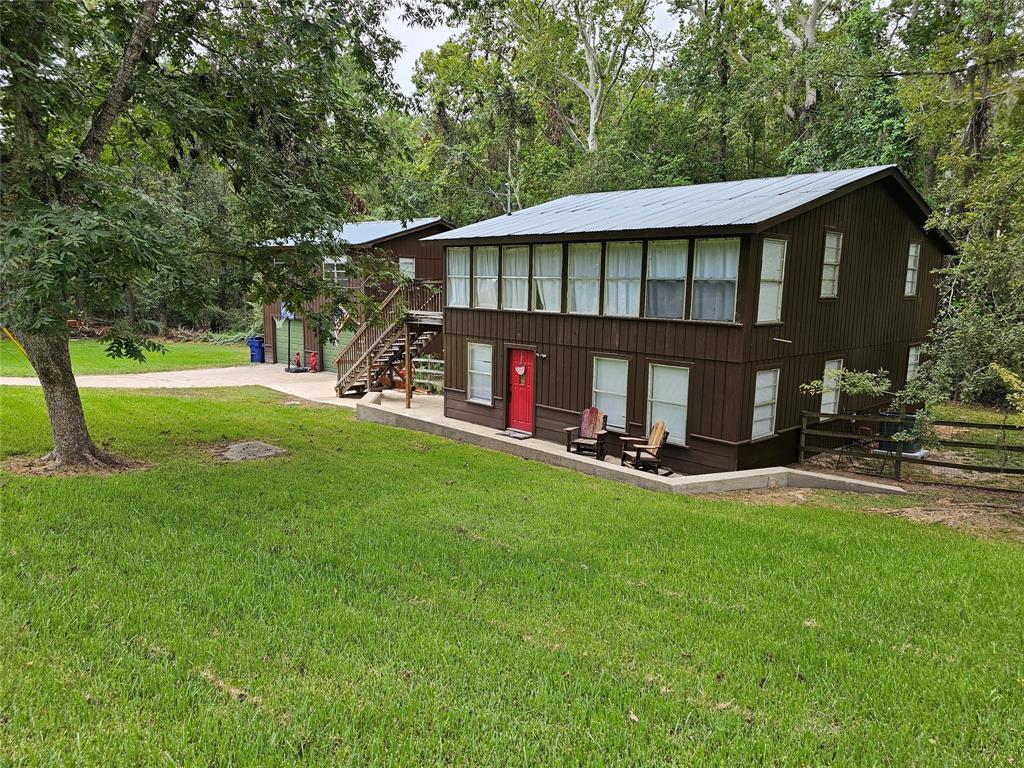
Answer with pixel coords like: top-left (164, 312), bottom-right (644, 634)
top-left (424, 166), bottom-right (894, 241)
top-left (276, 217), bottom-right (445, 247)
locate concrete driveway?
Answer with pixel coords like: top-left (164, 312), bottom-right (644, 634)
top-left (0, 364), bottom-right (354, 408)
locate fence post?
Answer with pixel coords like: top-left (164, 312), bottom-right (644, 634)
top-left (799, 413), bottom-right (807, 464)
top-left (404, 323), bottom-right (412, 410)
top-left (895, 437), bottom-right (903, 481)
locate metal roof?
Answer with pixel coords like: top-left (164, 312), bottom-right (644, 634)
top-left (277, 217), bottom-right (448, 248)
top-left (424, 166), bottom-right (918, 242)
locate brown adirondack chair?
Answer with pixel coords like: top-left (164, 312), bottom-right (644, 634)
top-left (564, 407), bottom-right (609, 459)
top-left (620, 421), bottom-right (670, 473)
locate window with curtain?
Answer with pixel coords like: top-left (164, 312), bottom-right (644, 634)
top-left (467, 342), bottom-right (493, 404)
top-left (646, 240), bottom-right (687, 319)
top-left (692, 238), bottom-right (739, 322)
top-left (472, 246), bottom-right (498, 308)
top-left (446, 247), bottom-right (470, 307)
top-left (820, 231), bottom-right (843, 298)
top-left (647, 364), bottom-right (688, 445)
top-left (532, 244), bottom-right (562, 312)
top-left (906, 345), bottom-right (921, 382)
top-left (820, 358), bottom-right (843, 415)
top-left (593, 356), bottom-right (628, 430)
top-left (568, 243), bottom-right (601, 314)
top-left (756, 238), bottom-right (787, 323)
top-left (752, 368), bottom-right (780, 439)
top-left (501, 246), bottom-right (529, 310)
top-left (904, 242), bottom-right (921, 296)
top-left (604, 241), bottom-right (642, 317)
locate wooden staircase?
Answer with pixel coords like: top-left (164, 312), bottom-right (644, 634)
top-left (334, 281), bottom-right (443, 397)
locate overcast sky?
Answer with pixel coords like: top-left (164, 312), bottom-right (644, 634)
top-left (387, 2), bottom-right (678, 95)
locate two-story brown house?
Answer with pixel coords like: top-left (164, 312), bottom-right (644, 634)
top-left (262, 217), bottom-right (452, 371)
top-left (423, 166), bottom-right (953, 474)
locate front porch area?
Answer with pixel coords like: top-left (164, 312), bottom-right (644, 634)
top-left (356, 389), bottom-right (904, 496)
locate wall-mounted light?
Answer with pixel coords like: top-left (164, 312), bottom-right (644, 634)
top-left (536, 353), bottom-right (548, 360)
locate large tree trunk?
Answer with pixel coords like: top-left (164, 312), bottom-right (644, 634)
top-left (16, 333), bottom-right (125, 469)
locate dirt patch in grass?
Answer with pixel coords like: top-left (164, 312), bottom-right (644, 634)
top-left (200, 669), bottom-right (262, 707)
top-left (2, 454), bottom-right (149, 477)
top-left (212, 441), bottom-right (287, 462)
top-left (721, 480), bottom-right (1024, 543)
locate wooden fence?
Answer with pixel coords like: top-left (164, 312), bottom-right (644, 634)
top-left (799, 411), bottom-right (1024, 480)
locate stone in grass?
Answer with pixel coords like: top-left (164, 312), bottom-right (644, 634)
top-left (220, 441), bottom-right (287, 461)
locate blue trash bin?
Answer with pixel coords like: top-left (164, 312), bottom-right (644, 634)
top-left (247, 336), bottom-right (265, 364)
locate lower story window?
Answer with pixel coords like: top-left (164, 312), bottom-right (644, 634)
top-left (468, 342), bottom-right (493, 405)
top-left (907, 345), bottom-right (921, 383)
top-left (820, 358), bottom-right (843, 415)
top-left (752, 368), bottom-right (780, 439)
top-left (593, 356), bottom-right (628, 431)
top-left (647, 364), bottom-right (688, 445)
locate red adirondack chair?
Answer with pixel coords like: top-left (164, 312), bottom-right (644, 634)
top-left (564, 407), bottom-right (609, 460)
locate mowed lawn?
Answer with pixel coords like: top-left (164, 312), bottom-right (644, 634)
top-left (0, 338), bottom-right (247, 376)
top-left (1, 388), bottom-right (1022, 766)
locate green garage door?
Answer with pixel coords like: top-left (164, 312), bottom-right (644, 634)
top-left (321, 330), bottom-right (354, 372)
top-left (275, 317), bottom-right (305, 367)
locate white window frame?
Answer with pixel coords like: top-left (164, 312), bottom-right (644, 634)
top-left (820, 358), bottom-right (843, 416)
top-left (398, 257), bottom-right (416, 280)
top-left (472, 246), bottom-right (499, 309)
top-left (446, 247), bottom-right (470, 308)
top-left (603, 241), bottom-right (643, 317)
top-left (324, 260), bottom-right (347, 287)
top-left (647, 364), bottom-right (689, 446)
top-left (904, 242), bottom-right (921, 296)
top-left (752, 368), bottom-right (780, 440)
top-left (592, 356), bottom-right (628, 431)
top-left (756, 238), bottom-right (787, 324)
top-left (692, 238), bottom-right (740, 323)
top-left (567, 243), bottom-right (601, 315)
top-left (532, 244), bottom-right (562, 313)
top-left (645, 240), bottom-right (688, 320)
top-left (501, 245), bottom-right (529, 311)
top-left (467, 342), bottom-right (493, 405)
top-left (907, 345), bottom-right (921, 383)
top-left (820, 231), bottom-right (843, 298)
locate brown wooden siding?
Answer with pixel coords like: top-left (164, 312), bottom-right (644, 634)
top-left (441, 176), bottom-right (948, 474)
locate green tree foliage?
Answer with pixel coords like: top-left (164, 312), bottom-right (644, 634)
top-left (0, 0), bottom-right (402, 467)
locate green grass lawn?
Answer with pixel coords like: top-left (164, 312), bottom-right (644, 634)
top-left (0, 338), bottom-right (248, 376)
top-left (2, 387), bottom-right (1022, 765)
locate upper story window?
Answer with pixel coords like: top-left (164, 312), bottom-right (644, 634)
top-left (568, 243), bottom-right (601, 315)
top-left (593, 356), bottom-right (628, 430)
top-left (604, 241), bottom-right (642, 317)
top-left (692, 238), bottom-right (739, 322)
top-left (532, 244), bottom-right (562, 312)
top-left (501, 246), bottom-right (529, 310)
top-left (820, 231), bottom-right (842, 298)
top-left (446, 247), bottom-right (470, 307)
top-left (756, 238), bottom-right (787, 323)
top-left (904, 242), bottom-right (921, 296)
top-left (398, 257), bottom-right (415, 280)
top-left (324, 260), bottom-right (347, 287)
top-left (472, 246), bottom-right (499, 309)
top-left (646, 240), bottom-right (687, 320)
top-left (752, 368), bottom-right (780, 439)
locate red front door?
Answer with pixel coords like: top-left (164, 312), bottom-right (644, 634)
top-left (507, 349), bottom-right (535, 433)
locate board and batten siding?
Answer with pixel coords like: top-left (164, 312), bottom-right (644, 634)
top-left (441, 176), bottom-right (948, 473)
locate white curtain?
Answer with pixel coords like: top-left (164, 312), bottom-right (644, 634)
top-left (593, 357), bottom-right (628, 429)
top-left (604, 242), bottom-right (641, 316)
top-left (756, 239), bottom-right (786, 323)
top-left (647, 364), bottom-right (688, 444)
top-left (502, 246), bottom-right (529, 310)
top-left (473, 246), bottom-right (499, 308)
top-left (468, 343), bottom-right (492, 403)
top-left (533, 244), bottom-right (562, 312)
top-left (693, 238), bottom-right (739, 321)
top-left (446, 247), bottom-right (470, 307)
top-left (820, 359), bottom-right (842, 415)
top-left (568, 243), bottom-right (600, 314)
top-left (752, 368), bottom-right (779, 438)
top-left (646, 240), bottom-right (687, 319)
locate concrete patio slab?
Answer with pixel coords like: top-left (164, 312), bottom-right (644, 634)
top-left (357, 390), bottom-right (905, 496)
